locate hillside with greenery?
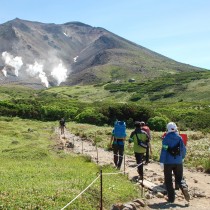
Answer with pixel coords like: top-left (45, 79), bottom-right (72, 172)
top-left (0, 71), bottom-right (210, 132)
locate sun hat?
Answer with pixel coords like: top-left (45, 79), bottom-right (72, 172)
top-left (167, 122), bottom-right (178, 132)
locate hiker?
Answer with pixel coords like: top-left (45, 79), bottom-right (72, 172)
top-left (109, 120), bottom-right (127, 169)
top-left (160, 122), bottom-right (190, 203)
top-left (128, 121), bottom-right (151, 180)
top-left (59, 118), bottom-right (66, 135)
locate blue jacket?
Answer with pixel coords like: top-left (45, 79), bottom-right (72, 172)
top-left (160, 132), bottom-right (186, 164)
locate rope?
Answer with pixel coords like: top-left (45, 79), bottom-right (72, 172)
top-left (103, 171), bottom-right (124, 175)
top-left (103, 162), bottom-right (143, 176)
top-left (113, 153), bottom-right (124, 158)
top-left (60, 130), bottom-right (147, 209)
top-left (125, 162), bottom-right (143, 173)
top-left (60, 174), bottom-right (100, 210)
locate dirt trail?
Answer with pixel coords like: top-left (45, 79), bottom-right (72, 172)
top-left (58, 129), bottom-right (210, 210)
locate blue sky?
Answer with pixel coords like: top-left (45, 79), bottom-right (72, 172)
top-left (1, 0), bottom-right (210, 70)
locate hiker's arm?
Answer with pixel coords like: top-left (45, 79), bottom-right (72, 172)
top-left (109, 136), bottom-right (114, 148)
top-left (148, 142), bottom-right (152, 156)
top-left (128, 131), bottom-right (134, 143)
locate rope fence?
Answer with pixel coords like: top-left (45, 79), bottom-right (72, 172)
top-left (60, 162), bottom-right (144, 210)
top-left (60, 130), bottom-right (146, 209)
top-left (61, 174), bottom-right (100, 210)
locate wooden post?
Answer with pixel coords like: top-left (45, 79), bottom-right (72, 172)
top-left (96, 145), bottom-right (99, 164)
top-left (100, 169), bottom-right (103, 210)
top-left (82, 139), bottom-right (83, 154)
top-left (123, 155), bottom-right (126, 175)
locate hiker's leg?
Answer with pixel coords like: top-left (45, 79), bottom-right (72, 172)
top-left (175, 164), bottom-right (190, 201)
top-left (164, 164), bottom-right (175, 203)
top-left (173, 164), bottom-right (183, 189)
top-left (117, 145), bottom-right (124, 169)
top-left (112, 144), bottom-right (118, 167)
top-left (135, 153), bottom-right (144, 179)
top-left (61, 126), bottom-right (64, 134)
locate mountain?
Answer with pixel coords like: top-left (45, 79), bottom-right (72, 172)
top-left (0, 18), bottom-right (205, 89)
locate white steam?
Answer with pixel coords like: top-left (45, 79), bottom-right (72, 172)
top-left (51, 61), bottom-right (67, 86)
top-left (26, 61), bottom-right (49, 88)
top-left (2, 67), bottom-right (7, 77)
top-left (2, 51), bottom-right (23, 76)
top-left (1, 51), bottom-right (68, 87)
top-left (74, 56), bottom-right (78, 62)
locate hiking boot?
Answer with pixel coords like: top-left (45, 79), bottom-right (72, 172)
top-left (180, 180), bottom-right (190, 202)
top-left (167, 199), bottom-right (175, 203)
top-left (175, 182), bottom-right (179, 190)
top-left (181, 187), bottom-right (190, 202)
top-left (138, 175), bottom-right (143, 181)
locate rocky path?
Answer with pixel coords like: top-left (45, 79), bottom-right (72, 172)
top-left (58, 129), bottom-right (210, 210)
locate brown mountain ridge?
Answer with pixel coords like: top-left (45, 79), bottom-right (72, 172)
top-left (0, 18), bottom-right (205, 88)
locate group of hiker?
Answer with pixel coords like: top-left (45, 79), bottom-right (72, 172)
top-left (59, 117), bottom-right (190, 203)
top-left (109, 120), bottom-right (190, 203)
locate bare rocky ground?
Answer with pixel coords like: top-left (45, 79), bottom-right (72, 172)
top-left (56, 129), bottom-right (210, 210)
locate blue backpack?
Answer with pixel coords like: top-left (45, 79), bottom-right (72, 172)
top-left (114, 121), bottom-right (126, 138)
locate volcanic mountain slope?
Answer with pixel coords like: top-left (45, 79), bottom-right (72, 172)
top-left (0, 18), bottom-right (205, 88)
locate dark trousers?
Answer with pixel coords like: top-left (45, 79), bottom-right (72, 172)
top-left (60, 125), bottom-right (65, 134)
top-left (112, 144), bottom-right (124, 168)
top-left (134, 153), bottom-right (145, 178)
top-left (164, 164), bottom-right (183, 202)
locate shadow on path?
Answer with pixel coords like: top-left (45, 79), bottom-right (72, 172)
top-left (148, 201), bottom-right (189, 209)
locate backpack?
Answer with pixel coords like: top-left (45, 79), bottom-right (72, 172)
top-left (167, 141), bottom-right (181, 157)
top-left (114, 121), bottom-right (126, 138)
top-left (60, 118), bottom-right (65, 126)
top-left (142, 125), bottom-right (151, 139)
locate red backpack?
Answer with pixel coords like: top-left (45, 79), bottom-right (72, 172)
top-left (142, 126), bottom-right (151, 139)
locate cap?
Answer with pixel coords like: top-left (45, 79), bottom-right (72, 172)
top-left (140, 121), bottom-right (145, 126)
top-left (167, 122), bottom-right (177, 132)
top-left (134, 121), bottom-right (141, 126)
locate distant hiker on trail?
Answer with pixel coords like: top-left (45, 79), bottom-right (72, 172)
top-left (128, 121), bottom-right (151, 181)
top-left (109, 120), bottom-right (127, 170)
top-left (59, 118), bottom-right (66, 135)
top-left (160, 122), bottom-right (190, 203)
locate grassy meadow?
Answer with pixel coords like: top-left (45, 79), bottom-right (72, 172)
top-left (0, 117), bottom-right (140, 209)
top-left (0, 117), bottom-right (209, 209)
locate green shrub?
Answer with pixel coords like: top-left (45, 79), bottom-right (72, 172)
top-left (75, 108), bottom-right (107, 125)
top-left (204, 156), bottom-right (210, 173)
top-left (148, 116), bottom-right (167, 131)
